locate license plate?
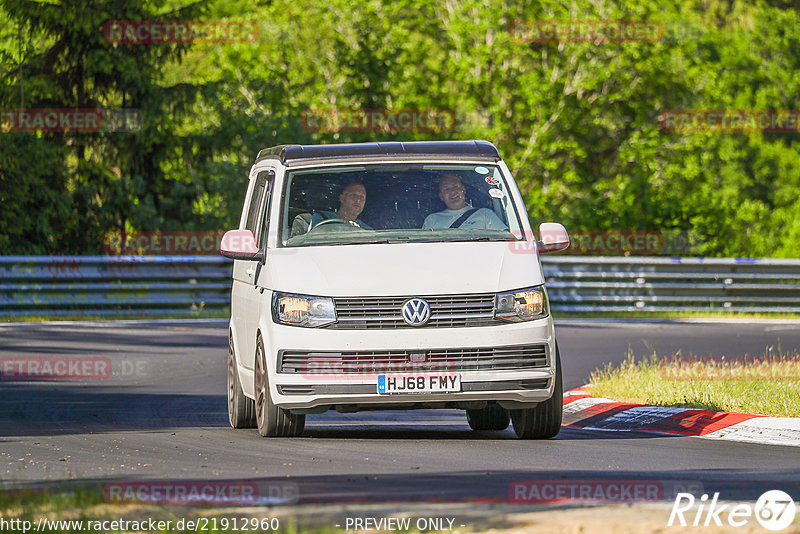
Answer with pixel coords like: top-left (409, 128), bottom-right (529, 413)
top-left (377, 374), bottom-right (461, 395)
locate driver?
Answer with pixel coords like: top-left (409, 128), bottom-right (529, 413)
top-left (309, 180), bottom-right (373, 230)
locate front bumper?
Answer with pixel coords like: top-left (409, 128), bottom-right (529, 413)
top-left (263, 316), bottom-right (557, 410)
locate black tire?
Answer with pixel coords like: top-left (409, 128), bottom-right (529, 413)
top-left (227, 334), bottom-right (256, 428)
top-left (510, 345), bottom-right (563, 439)
top-left (254, 335), bottom-right (305, 437)
top-left (466, 405), bottom-right (510, 431)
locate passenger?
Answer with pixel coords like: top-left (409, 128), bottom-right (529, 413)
top-left (309, 180), bottom-right (373, 230)
top-left (422, 174), bottom-right (507, 230)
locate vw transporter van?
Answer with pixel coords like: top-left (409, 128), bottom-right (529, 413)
top-left (220, 141), bottom-right (570, 438)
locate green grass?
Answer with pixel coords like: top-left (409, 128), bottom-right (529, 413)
top-left (0, 487), bottom-right (310, 534)
top-left (0, 310), bottom-right (229, 323)
top-left (556, 310), bottom-right (800, 320)
top-left (587, 346), bottom-right (800, 417)
top-left (4, 308), bottom-right (800, 323)
top-left (0, 487), bottom-right (465, 534)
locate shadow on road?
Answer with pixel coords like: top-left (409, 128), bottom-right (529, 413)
top-left (2, 383), bottom-right (677, 441)
top-left (0, 386), bottom-right (228, 436)
top-left (3, 468), bottom-right (798, 506)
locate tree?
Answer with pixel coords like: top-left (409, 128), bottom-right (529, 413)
top-left (0, 0), bottom-right (207, 253)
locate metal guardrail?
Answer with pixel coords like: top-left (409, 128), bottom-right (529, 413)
top-left (543, 256), bottom-right (800, 313)
top-left (1, 256), bottom-right (799, 317)
top-left (0, 256), bottom-right (232, 317)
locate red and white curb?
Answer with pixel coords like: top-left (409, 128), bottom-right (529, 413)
top-left (563, 388), bottom-right (800, 447)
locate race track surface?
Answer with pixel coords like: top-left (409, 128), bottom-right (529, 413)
top-left (1, 319), bottom-right (799, 505)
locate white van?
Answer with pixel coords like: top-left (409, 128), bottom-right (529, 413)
top-left (220, 141), bottom-right (569, 439)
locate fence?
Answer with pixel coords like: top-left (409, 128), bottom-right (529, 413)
top-left (1, 256), bottom-right (799, 317)
top-left (0, 256), bottom-right (230, 317)
top-left (544, 256), bottom-right (800, 313)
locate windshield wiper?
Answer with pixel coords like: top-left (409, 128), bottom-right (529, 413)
top-left (290, 236), bottom-right (511, 247)
top-left (447, 237), bottom-right (510, 243)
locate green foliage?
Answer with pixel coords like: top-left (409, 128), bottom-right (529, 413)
top-left (0, 134), bottom-right (72, 254)
top-left (0, 0), bottom-right (798, 256)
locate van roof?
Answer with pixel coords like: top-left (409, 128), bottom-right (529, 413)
top-left (256, 140), bottom-right (501, 164)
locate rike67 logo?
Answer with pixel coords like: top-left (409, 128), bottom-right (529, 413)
top-left (669, 490), bottom-right (796, 531)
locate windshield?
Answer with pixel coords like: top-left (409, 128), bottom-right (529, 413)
top-left (279, 163), bottom-right (524, 247)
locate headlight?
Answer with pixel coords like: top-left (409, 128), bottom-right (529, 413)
top-left (271, 292), bottom-right (336, 328)
top-left (495, 286), bottom-right (548, 321)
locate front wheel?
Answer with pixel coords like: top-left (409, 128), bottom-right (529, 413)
top-left (254, 335), bottom-right (305, 437)
top-left (227, 335), bottom-right (255, 428)
top-left (510, 345), bottom-right (563, 439)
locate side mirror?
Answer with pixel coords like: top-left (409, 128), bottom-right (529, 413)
top-left (537, 223), bottom-right (570, 254)
top-left (220, 229), bottom-right (264, 261)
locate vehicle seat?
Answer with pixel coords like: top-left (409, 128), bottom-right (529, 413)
top-left (290, 213), bottom-right (313, 237)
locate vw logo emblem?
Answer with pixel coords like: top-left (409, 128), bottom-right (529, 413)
top-left (401, 298), bottom-right (431, 327)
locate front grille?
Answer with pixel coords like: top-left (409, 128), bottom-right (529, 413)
top-left (277, 384), bottom-right (374, 395)
top-left (330, 293), bottom-right (496, 329)
top-left (277, 385), bottom-right (316, 395)
top-left (462, 378), bottom-right (550, 391)
top-left (279, 344), bottom-right (548, 374)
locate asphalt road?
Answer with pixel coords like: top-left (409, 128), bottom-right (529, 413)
top-left (1, 319), bottom-right (799, 507)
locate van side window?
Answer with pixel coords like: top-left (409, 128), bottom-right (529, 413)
top-left (259, 170), bottom-right (275, 248)
top-left (245, 170), bottom-right (275, 248)
top-left (245, 172), bottom-right (267, 236)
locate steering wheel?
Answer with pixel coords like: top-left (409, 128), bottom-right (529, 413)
top-left (310, 218), bottom-right (365, 230)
